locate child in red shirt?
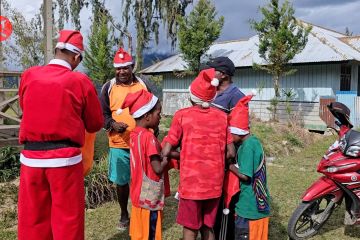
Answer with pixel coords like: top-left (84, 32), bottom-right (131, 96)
top-left (120, 89), bottom-right (168, 240)
top-left (162, 68), bottom-right (235, 240)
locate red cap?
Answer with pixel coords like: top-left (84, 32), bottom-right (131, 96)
top-left (117, 90), bottom-right (158, 118)
top-left (55, 30), bottom-right (84, 55)
top-left (189, 68), bottom-right (219, 104)
top-left (228, 93), bottom-right (255, 135)
top-left (113, 48), bottom-right (133, 68)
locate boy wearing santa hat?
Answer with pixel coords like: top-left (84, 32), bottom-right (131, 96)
top-left (119, 89), bottom-right (173, 239)
top-left (228, 95), bottom-right (270, 240)
top-left (100, 48), bottom-right (152, 230)
top-left (18, 30), bottom-right (104, 240)
top-left (162, 68), bottom-right (236, 240)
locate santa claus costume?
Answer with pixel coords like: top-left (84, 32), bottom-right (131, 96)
top-left (17, 30), bottom-right (103, 240)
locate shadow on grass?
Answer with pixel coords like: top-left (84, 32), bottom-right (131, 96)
top-left (269, 199), bottom-right (288, 240)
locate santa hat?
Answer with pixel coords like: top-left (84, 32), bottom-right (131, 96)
top-left (117, 89), bottom-right (158, 118)
top-left (228, 91), bottom-right (256, 135)
top-left (113, 48), bottom-right (133, 68)
top-left (55, 30), bottom-right (84, 56)
top-left (189, 68), bottom-right (219, 108)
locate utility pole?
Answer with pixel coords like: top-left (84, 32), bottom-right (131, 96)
top-left (44, 0), bottom-right (53, 64)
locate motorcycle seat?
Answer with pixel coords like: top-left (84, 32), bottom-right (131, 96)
top-left (345, 130), bottom-right (360, 148)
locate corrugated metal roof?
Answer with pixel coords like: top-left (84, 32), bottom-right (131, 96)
top-left (141, 21), bottom-right (360, 74)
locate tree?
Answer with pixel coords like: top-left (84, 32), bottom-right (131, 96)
top-left (177, 0), bottom-right (224, 72)
top-left (122, 0), bottom-right (192, 70)
top-left (82, 1), bottom-right (117, 85)
top-left (2, 0), bottom-right (46, 68)
top-left (250, 0), bottom-right (311, 98)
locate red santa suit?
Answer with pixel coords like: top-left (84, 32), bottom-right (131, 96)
top-left (17, 30), bottom-right (103, 240)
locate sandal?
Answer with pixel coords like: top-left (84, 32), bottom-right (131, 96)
top-left (117, 219), bottom-right (130, 231)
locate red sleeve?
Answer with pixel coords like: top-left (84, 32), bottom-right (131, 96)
top-left (165, 112), bottom-right (183, 147)
top-left (82, 76), bottom-right (104, 133)
top-left (226, 121), bottom-right (233, 145)
top-left (145, 133), bottom-right (160, 158)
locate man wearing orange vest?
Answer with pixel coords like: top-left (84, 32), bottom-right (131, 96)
top-left (18, 30), bottom-right (104, 240)
top-left (100, 48), bottom-right (151, 230)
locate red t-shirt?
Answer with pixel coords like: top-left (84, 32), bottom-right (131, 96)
top-left (165, 106), bottom-right (233, 200)
top-left (129, 127), bottom-right (163, 207)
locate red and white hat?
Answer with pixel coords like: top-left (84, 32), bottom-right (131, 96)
top-left (189, 68), bottom-right (219, 108)
top-left (228, 91), bottom-right (256, 135)
top-left (117, 89), bottom-right (158, 118)
top-left (113, 48), bottom-right (133, 68)
top-left (55, 30), bottom-right (84, 56)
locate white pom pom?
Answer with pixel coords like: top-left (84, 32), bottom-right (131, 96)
top-left (223, 208), bottom-right (230, 215)
top-left (201, 102), bottom-right (210, 108)
top-left (211, 78), bottom-right (219, 87)
top-left (119, 53), bottom-right (124, 59)
top-left (57, 42), bottom-right (65, 49)
top-left (251, 89), bottom-right (257, 96)
top-left (174, 192), bottom-right (179, 200)
top-left (116, 108), bottom-right (123, 115)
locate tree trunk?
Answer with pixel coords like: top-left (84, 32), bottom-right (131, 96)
top-left (273, 75), bottom-right (280, 98)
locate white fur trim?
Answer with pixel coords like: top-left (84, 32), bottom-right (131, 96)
top-left (116, 108), bottom-right (123, 115)
top-left (201, 102), bottom-right (210, 108)
top-left (251, 89), bottom-right (257, 96)
top-left (20, 153), bottom-right (82, 168)
top-left (189, 87), bottom-right (216, 106)
top-left (113, 62), bottom-right (133, 68)
top-left (56, 42), bottom-right (83, 55)
top-left (49, 59), bottom-right (72, 70)
top-left (229, 126), bottom-right (249, 135)
top-left (132, 95), bottom-right (158, 118)
top-left (211, 78), bottom-right (219, 87)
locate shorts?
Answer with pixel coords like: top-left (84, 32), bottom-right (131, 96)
top-left (108, 148), bottom-right (130, 186)
top-left (176, 197), bottom-right (220, 230)
top-left (234, 216), bottom-right (269, 240)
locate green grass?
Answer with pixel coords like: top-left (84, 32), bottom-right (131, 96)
top-left (2, 123), bottom-right (360, 239)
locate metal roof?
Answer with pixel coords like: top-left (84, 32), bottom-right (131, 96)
top-left (141, 21), bottom-right (360, 74)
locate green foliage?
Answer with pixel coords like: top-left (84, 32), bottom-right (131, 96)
top-left (251, 0), bottom-right (311, 97)
top-left (0, 147), bottom-right (20, 183)
top-left (122, 0), bottom-right (192, 70)
top-left (177, 0), bottom-right (224, 72)
top-left (284, 131), bottom-right (303, 147)
top-left (267, 97), bottom-right (280, 121)
top-left (2, 0), bottom-right (45, 68)
top-left (282, 88), bottom-right (296, 124)
top-left (83, 8), bottom-right (116, 85)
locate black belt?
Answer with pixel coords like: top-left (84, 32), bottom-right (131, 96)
top-left (24, 140), bottom-right (80, 151)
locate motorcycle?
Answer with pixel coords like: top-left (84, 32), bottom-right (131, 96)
top-left (287, 102), bottom-right (360, 240)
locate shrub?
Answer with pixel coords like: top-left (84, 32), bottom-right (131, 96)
top-left (0, 147), bottom-right (20, 183)
top-left (85, 154), bottom-right (116, 209)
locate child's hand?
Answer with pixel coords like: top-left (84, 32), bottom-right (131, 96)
top-left (111, 121), bottom-right (128, 133)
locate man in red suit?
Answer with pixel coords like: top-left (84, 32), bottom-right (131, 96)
top-left (17, 30), bottom-right (104, 240)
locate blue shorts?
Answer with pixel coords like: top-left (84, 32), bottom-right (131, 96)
top-left (108, 148), bottom-right (130, 186)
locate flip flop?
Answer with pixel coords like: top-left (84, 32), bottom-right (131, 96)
top-left (117, 219), bottom-right (130, 231)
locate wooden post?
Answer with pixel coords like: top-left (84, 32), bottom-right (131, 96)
top-left (44, 0), bottom-right (53, 64)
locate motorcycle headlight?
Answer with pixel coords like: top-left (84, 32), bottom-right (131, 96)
top-left (327, 163), bottom-right (357, 173)
top-left (346, 145), bottom-right (360, 157)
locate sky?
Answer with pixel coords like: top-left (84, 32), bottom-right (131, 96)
top-left (7, 0), bottom-right (360, 56)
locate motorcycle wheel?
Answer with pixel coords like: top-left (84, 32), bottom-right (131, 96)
top-left (287, 195), bottom-right (338, 240)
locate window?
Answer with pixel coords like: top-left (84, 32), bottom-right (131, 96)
top-left (340, 65), bottom-right (351, 91)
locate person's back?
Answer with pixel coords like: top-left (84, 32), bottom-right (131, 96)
top-left (162, 68), bottom-right (235, 240)
top-left (20, 64), bottom-right (100, 146)
top-left (168, 105), bottom-right (229, 199)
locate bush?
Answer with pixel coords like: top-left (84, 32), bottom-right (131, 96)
top-left (0, 147), bottom-right (20, 183)
top-left (85, 154), bottom-right (116, 209)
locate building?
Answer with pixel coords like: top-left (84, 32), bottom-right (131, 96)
top-left (141, 21), bottom-right (360, 131)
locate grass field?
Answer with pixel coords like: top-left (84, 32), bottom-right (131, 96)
top-left (1, 122), bottom-right (360, 239)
